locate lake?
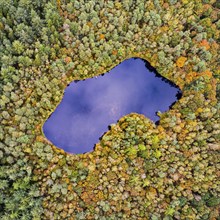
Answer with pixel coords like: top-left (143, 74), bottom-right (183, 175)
top-left (43, 58), bottom-right (181, 154)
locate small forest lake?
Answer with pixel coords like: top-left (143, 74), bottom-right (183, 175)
top-left (43, 58), bottom-right (182, 154)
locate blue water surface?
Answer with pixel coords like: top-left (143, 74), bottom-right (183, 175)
top-left (43, 58), bottom-right (181, 154)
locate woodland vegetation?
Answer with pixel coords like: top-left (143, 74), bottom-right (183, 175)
top-left (0, 0), bottom-right (220, 219)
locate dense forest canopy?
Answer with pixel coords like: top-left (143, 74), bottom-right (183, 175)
top-left (0, 0), bottom-right (219, 219)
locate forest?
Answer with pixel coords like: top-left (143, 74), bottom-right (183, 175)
top-left (0, 0), bottom-right (220, 219)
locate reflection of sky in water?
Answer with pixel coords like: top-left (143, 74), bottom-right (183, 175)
top-left (43, 58), bottom-right (181, 154)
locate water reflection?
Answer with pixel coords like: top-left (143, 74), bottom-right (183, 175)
top-left (43, 58), bottom-right (181, 154)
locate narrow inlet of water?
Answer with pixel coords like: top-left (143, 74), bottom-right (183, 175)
top-left (43, 58), bottom-right (182, 154)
